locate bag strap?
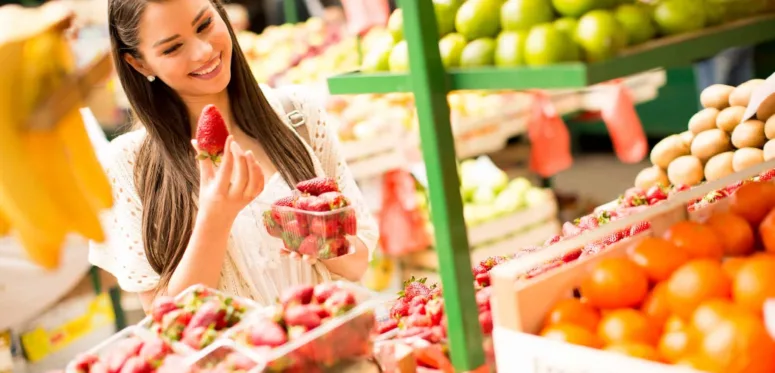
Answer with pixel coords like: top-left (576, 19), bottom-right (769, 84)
top-left (276, 91), bottom-right (311, 145)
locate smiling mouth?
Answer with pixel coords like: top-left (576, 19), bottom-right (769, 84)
top-left (190, 53), bottom-right (222, 76)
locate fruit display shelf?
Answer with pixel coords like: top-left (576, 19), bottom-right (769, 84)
top-left (327, 13), bottom-right (775, 94)
top-left (488, 160), bottom-right (775, 372)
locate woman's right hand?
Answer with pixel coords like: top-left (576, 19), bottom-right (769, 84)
top-left (193, 136), bottom-right (265, 220)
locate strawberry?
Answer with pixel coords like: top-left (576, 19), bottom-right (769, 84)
top-left (224, 352), bottom-right (258, 371)
top-left (106, 338), bottom-right (143, 373)
top-left (425, 298), bottom-right (444, 325)
top-left (297, 235), bottom-right (321, 256)
top-left (759, 168), bottom-right (775, 181)
top-left (404, 314), bottom-right (432, 328)
top-left (479, 311), bottom-right (494, 335)
top-left (630, 221), bottom-right (651, 236)
top-left (560, 248), bottom-right (582, 263)
top-left (340, 209), bottom-right (357, 235)
top-left (544, 234), bottom-right (562, 246)
top-left (283, 220), bottom-right (309, 238)
top-left (399, 277), bottom-right (431, 301)
top-left (577, 214), bottom-right (599, 230)
top-left (377, 318), bottom-right (398, 334)
top-left (262, 210), bottom-right (283, 237)
top-left (247, 319), bottom-right (288, 347)
top-left (390, 299), bottom-right (410, 320)
top-left (299, 196), bottom-right (330, 212)
top-left (181, 326), bottom-right (217, 350)
top-left (323, 289), bottom-right (356, 315)
top-left (72, 354), bottom-right (99, 373)
top-left (195, 105), bottom-right (229, 162)
top-left (312, 282), bottom-right (340, 304)
top-left (271, 196), bottom-right (297, 223)
top-left (186, 301), bottom-right (224, 330)
top-left (119, 356), bottom-right (152, 373)
top-left (296, 177), bottom-right (339, 196)
top-left (318, 191), bottom-right (348, 210)
top-left (561, 221), bottom-right (583, 237)
top-left (305, 303), bottom-right (331, 319)
top-left (284, 305), bottom-right (323, 329)
top-left (150, 297), bottom-right (178, 324)
top-left (475, 272), bottom-right (490, 288)
top-left (316, 237), bottom-right (347, 259)
top-left (475, 287), bottom-right (491, 312)
top-left (280, 284), bottom-right (314, 307)
top-left (309, 216), bottom-right (340, 237)
top-left (138, 338), bottom-right (171, 367)
top-left (281, 232), bottom-right (303, 251)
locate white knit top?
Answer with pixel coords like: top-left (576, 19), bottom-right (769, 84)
top-left (88, 85), bottom-right (379, 305)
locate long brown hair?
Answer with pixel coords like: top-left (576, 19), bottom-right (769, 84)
top-left (108, 0), bottom-right (316, 291)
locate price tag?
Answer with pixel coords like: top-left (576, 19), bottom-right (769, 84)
top-left (339, 0), bottom-right (391, 36)
top-left (527, 91), bottom-right (573, 177)
top-left (600, 83), bottom-right (648, 164)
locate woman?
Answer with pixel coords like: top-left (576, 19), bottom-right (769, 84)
top-left (90, 0), bottom-right (377, 311)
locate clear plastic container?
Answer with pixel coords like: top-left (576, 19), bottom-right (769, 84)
top-left (65, 326), bottom-right (181, 373)
top-left (261, 203), bottom-right (357, 260)
top-left (137, 284), bottom-right (260, 354)
top-left (219, 282), bottom-right (385, 371)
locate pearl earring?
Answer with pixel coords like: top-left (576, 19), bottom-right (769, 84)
top-left (147, 75), bottom-right (156, 82)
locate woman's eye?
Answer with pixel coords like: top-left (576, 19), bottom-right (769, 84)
top-left (162, 44), bottom-right (181, 55)
top-left (197, 18), bottom-right (212, 33)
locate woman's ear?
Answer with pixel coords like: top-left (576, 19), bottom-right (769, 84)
top-left (123, 53), bottom-right (153, 77)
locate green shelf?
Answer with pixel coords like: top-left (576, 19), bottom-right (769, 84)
top-left (327, 13), bottom-right (775, 94)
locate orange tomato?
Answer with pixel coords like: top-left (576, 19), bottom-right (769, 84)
top-left (664, 221), bottom-right (724, 259)
top-left (706, 212), bottom-right (755, 256)
top-left (544, 298), bottom-right (601, 332)
top-left (658, 328), bottom-right (698, 364)
top-left (540, 323), bottom-right (603, 349)
top-left (597, 309), bottom-right (660, 346)
top-left (665, 259), bottom-right (731, 320)
top-left (663, 314), bottom-right (687, 333)
top-left (580, 258), bottom-right (649, 309)
top-left (759, 208), bottom-right (775, 254)
top-left (722, 257), bottom-right (747, 279)
top-left (732, 256), bottom-right (775, 316)
top-left (729, 181), bottom-right (775, 226)
top-left (641, 282), bottom-right (672, 329)
top-left (604, 342), bottom-right (661, 362)
top-left (629, 237), bottom-right (689, 282)
top-left (674, 354), bottom-right (721, 372)
top-left (690, 299), bottom-right (747, 335)
top-left (699, 314), bottom-right (775, 373)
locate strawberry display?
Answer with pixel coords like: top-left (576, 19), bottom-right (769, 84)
top-left (69, 333), bottom-right (183, 373)
top-left (263, 177), bottom-right (357, 259)
top-left (232, 282), bottom-right (373, 370)
top-left (147, 288), bottom-right (249, 351)
top-left (195, 105), bottom-right (230, 163)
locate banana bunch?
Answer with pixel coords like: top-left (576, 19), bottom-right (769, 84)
top-left (0, 4), bottom-right (113, 270)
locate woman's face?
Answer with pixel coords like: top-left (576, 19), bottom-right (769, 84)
top-left (130, 0), bottom-right (233, 97)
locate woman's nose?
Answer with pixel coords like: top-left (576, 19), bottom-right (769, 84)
top-left (191, 38), bottom-right (214, 63)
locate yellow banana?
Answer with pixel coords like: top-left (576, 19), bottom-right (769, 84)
top-left (0, 37), bottom-right (69, 241)
top-left (0, 209), bottom-right (10, 237)
top-left (13, 223), bottom-right (64, 270)
top-left (56, 109), bottom-right (114, 210)
top-left (24, 129), bottom-right (106, 242)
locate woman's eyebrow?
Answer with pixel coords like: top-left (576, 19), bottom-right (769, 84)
top-left (191, 6), bottom-right (208, 25)
top-left (153, 34), bottom-right (180, 47)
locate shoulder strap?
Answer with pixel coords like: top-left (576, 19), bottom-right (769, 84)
top-left (276, 91), bottom-right (311, 145)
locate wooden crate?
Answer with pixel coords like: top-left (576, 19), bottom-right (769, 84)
top-left (489, 160), bottom-right (775, 373)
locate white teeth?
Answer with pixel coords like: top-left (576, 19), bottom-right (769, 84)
top-left (193, 58), bottom-right (220, 75)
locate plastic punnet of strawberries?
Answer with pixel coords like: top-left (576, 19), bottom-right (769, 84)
top-left (231, 282), bottom-right (374, 371)
top-left (146, 287), bottom-right (251, 351)
top-left (69, 331), bottom-right (196, 373)
top-left (263, 177), bottom-right (357, 259)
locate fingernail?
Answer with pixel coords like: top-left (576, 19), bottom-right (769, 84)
top-left (232, 141), bottom-right (242, 153)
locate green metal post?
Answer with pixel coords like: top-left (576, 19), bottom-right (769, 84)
top-left (284, 0), bottom-right (299, 24)
top-left (401, 0), bottom-right (484, 370)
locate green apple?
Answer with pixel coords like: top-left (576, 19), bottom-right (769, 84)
top-left (389, 40), bottom-right (409, 72)
top-left (500, 0), bottom-right (554, 31)
top-left (387, 9), bottom-right (404, 43)
top-left (525, 187), bottom-right (552, 207)
top-left (507, 177), bottom-right (532, 194)
top-left (575, 9), bottom-right (628, 62)
top-left (361, 45), bottom-right (392, 72)
top-left (455, 0), bottom-right (502, 40)
top-left (472, 185), bottom-right (497, 205)
top-left (439, 33), bottom-right (467, 68)
top-left (494, 30), bottom-right (528, 66)
top-left (494, 187), bottom-right (527, 214)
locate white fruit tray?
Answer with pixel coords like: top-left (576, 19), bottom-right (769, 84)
top-left (489, 159), bottom-right (775, 373)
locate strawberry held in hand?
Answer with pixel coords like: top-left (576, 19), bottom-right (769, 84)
top-left (195, 104), bottom-right (229, 162)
